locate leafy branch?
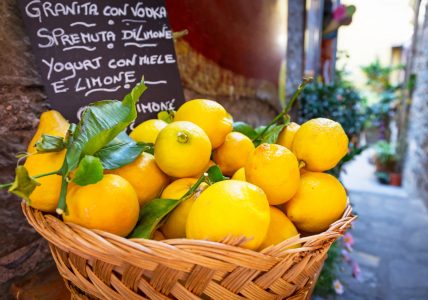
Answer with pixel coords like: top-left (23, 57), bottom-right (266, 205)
top-left (252, 77), bottom-right (312, 145)
top-left (56, 78), bottom-right (148, 214)
top-left (1, 78), bottom-right (151, 215)
top-left (232, 78), bottom-right (312, 146)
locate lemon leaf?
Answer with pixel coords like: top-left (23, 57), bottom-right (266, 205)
top-left (64, 78), bottom-right (147, 172)
top-left (129, 198), bottom-right (179, 239)
top-left (8, 166), bottom-right (41, 201)
top-left (129, 174), bottom-right (207, 239)
top-left (260, 124), bottom-right (286, 145)
top-left (233, 122), bottom-right (257, 140)
top-left (35, 134), bottom-right (65, 153)
top-left (207, 165), bottom-right (226, 183)
top-left (255, 126), bottom-right (266, 135)
top-left (94, 131), bottom-right (153, 170)
top-left (72, 155), bottom-right (104, 186)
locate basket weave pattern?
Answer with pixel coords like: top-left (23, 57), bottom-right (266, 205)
top-left (22, 204), bottom-right (355, 300)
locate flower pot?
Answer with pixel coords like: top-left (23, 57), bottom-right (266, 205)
top-left (375, 171), bottom-right (390, 184)
top-left (374, 157), bottom-right (396, 173)
top-left (389, 172), bottom-right (402, 186)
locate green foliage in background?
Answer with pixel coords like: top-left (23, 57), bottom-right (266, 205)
top-left (362, 59), bottom-right (405, 141)
top-left (373, 140), bottom-right (397, 165)
top-left (361, 59), bottom-right (401, 92)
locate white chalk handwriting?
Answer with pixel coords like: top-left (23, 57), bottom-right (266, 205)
top-left (22, 0), bottom-right (181, 116)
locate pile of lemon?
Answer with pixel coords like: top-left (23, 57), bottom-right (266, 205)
top-left (26, 99), bottom-right (349, 250)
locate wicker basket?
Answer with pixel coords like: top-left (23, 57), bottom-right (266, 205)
top-left (22, 203), bottom-right (355, 300)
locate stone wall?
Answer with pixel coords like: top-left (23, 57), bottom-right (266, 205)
top-left (0, 0), bottom-right (54, 296)
top-left (404, 3), bottom-right (428, 207)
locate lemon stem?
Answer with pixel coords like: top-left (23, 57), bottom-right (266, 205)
top-left (179, 174), bottom-right (206, 202)
top-left (54, 123), bottom-right (77, 215)
top-left (34, 170), bottom-right (60, 178)
top-left (177, 132), bottom-right (189, 144)
top-left (0, 169), bottom-right (60, 190)
top-left (56, 174), bottom-right (69, 215)
top-left (252, 77), bottom-right (313, 142)
top-left (0, 183), bottom-right (12, 189)
top-left (298, 161), bottom-right (306, 169)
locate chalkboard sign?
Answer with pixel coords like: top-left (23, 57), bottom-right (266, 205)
top-left (17, 0), bottom-right (185, 127)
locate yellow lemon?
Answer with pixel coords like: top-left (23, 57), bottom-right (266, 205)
top-left (284, 172), bottom-right (347, 233)
top-left (232, 167), bottom-right (246, 181)
top-left (155, 121), bottom-right (211, 177)
top-left (28, 110), bottom-right (69, 153)
top-left (174, 99), bottom-right (233, 148)
top-left (162, 178), bottom-right (199, 200)
top-left (130, 119), bottom-right (167, 144)
top-left (276, 122), bottom-right (300, 150)
top-left (109, 152), bottom-right (169, 206)
top-left (259, 206), bottom-right (299, 250)
top-left (245, 143), bottom-right (300, 205)
top-left (161, 178), bottom-right (208, 238)
top-left (25, 111), bottom-right (69, 212)
top-left (186, 180), bottom-right (270, 250)
top-left (24, 151), bottom-right (66, 212)
top-left (292, 118), bottom-right (348, 171)
top-left (213, 132), bottom-right (255, 176)
top-left (64, 174), bottom-right (139, 237)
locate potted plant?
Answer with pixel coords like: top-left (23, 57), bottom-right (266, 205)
top-left (362, 60), bottom-right (404, 143)
top-left (389, 170), bottom-right (402, 186)
top-left (373, 140), bottom-right (401, 185)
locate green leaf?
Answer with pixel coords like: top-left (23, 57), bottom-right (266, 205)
top-left (72, 155), bottom-right (104, 186)
top-left (207, 165), bottom-right (225, 183)
top-left (233, 122), bottom-right (257, 140)
top-left (157, 110), bottom-right (175, 123)
top-left (65, 79), bottom-right (147, 172)
top-left (94, 131), bottom-right (153, 169)
top-left (129, 198), bottom-right (179, 239)
top-left (129, 173), bottom-right (208, 239)
top-left (64, 123), bottom-right (77, 147)
top-left (8, 166), bottom-right (40, 201)
top-left (255, 126), bottom-right (266, 135)
top-left (35, 134), bottom-right (65, 153)
top-left (260, 124), bottom-right (286, 144)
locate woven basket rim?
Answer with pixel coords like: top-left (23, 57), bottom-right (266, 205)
top-left (22, 203), bottom-right (356, 262)
top-left (21, 203), bottom-right (356, 300)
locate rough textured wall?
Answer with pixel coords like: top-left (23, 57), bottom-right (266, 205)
top-left (286, 0), bottom-right (305, 102)
top-left (404, 3), bottom-right (428, 207)
top-left (0, 0), bottom-right (52, 296)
